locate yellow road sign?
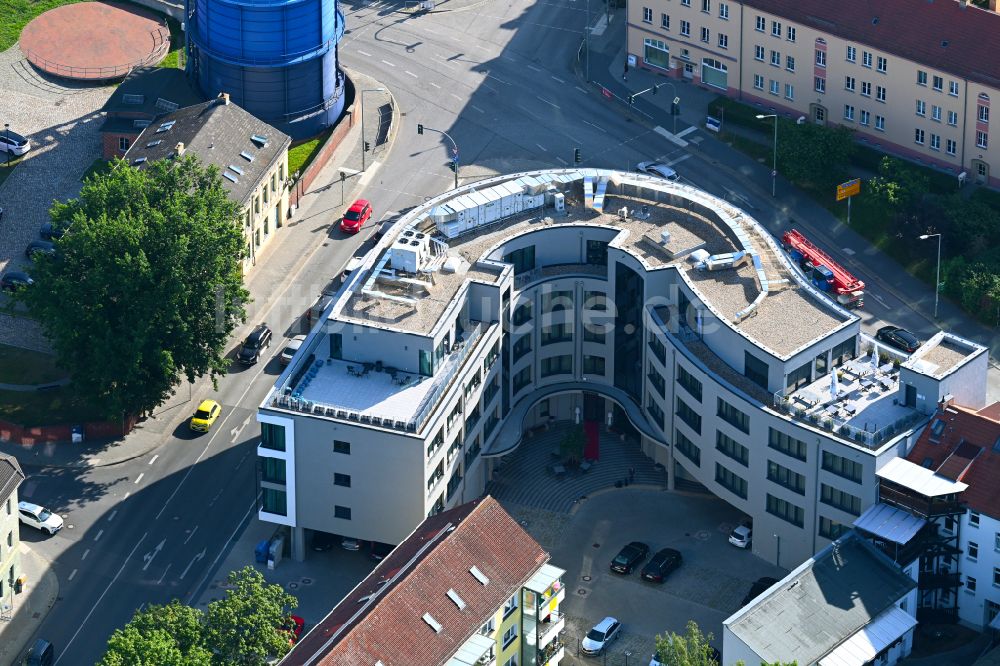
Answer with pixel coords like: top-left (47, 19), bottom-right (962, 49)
top-left (837, 178), bottom-right (861, 201)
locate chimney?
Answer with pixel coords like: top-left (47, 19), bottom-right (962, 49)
top-left (175, 142), bottom-right (186, 156)
top-left (218, 92), bottom-right (230, 105)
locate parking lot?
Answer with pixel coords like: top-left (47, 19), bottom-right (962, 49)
top-left (500, 488), bottom-right (786, 665)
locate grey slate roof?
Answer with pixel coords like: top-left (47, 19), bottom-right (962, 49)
top-left (101, 67), bottom-right (203, 128)
top-left (0, 453), bottom-right (25, 504)
top-left (726, 532), bottom-right (916, 665)
top-left (123, 97), bottom-right (291, 207)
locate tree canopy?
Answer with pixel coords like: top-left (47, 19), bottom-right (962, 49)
top-left (775, 121), bottom-right (855, 188)
top-left (21, 157), bottom-right (248, 418)
top-left (654, 620), bottom-right (718, 666)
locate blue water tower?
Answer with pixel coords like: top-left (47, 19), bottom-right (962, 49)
top-left (185, 0), bottom-right (347, 139)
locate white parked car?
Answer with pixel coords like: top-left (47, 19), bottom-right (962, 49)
top-left (729, 524), bottom-right (752, 548)
top-left (0, 129), bottom-right (31, 156)
top-left (18, 501), bottom-right (63, 535)
top-left (582, 616), bottom-right (621, 656)
top-left (636, 161), bottom-right (679, 181)
top-left (280, 335), bottom-right (306, 366)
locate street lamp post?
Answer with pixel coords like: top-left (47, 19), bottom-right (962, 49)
top-left (756, 114), bottom-right (777, 197)
top-left (360, 88), bottom-right (386, 172)
top-left (919, 233), bottom-right (942, 319)
top-left (584, 0), bottom-right (590, 82)
top-left (3, 123), bottom-right (9, 168)
top-left (417, 123), bottom-right (460, 189)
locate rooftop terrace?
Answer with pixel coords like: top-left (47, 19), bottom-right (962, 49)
top-left (903, 332), bottom-right (984, 379)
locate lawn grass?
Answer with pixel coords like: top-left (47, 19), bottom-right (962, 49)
top-left (157, 14), bottom-right (184, 69)
top-left (81, 157), bottom-right (112, 182)
top-left (0, 344), bottom-right (67, 385)
top-left (0, 387), bottom-right (98, 427)
top-left (288, 129), bottom-right (332, 176)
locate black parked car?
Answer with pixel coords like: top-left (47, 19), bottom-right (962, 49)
top-left (610, 541), bottom-right (650, 574)
top-left (640, 548), bottom-right (683, 583)
top-left (741, 577), bottom-right (780, 607)
top-left (370, 541), bottom-right (394, 562)
top-left (876, 325), bottom-right (921, 354)
top-left (25, 239), bottom-right (56, 258)
top-left (311, 530), bottom-right (337, 552)
top-left (0, 271), bottom-right (33, 292)
top-left (40, 222), bottom-right (68, 241)
top-left (238, 323), bottom-right (272, 365)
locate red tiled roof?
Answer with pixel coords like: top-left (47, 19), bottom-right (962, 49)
top-left (284, 496), bottom-right (548, 666)
top-left (906, 403), bottom-right (1000, 518)
top-left (745, 0), bottom-right (1000, 88)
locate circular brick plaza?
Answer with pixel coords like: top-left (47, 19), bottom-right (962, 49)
top-left (19, 2), bottom-right (170, 81)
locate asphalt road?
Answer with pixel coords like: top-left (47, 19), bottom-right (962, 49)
top-left (18, 0), bottom-right (998, 661)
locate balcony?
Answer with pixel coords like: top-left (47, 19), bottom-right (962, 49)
top-left (879, 484), bottom-right (965, 518)
top-left (513, 262), bottom-right (606, 289)
top-left (538, 613), bottom-right (565, 650)
top-left (540, 641), bottom-right (565, 666)
top-left (918, 571), bottom-right (961, 590)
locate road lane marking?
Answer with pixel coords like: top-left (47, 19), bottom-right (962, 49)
top-left (180, 547), bottom-right (207, 580)
top-left (68, 568), bottom-right (77, 581)
top-left (142, 539), bottom-right (166, 571)
top-left (536, 96), bottom-right (560, 109)
top-left (405, 70), bottom-right (418, 78)
top-left (677, 126), bottom-right (698, 138)
top-left (536, 143), bottom-right (547, 152)
top-left (527, 64), bottom-right (542, 72)
top-left (56, 533), bottom-right (148, 665)
top-left (157, 563), bottom-right (172, 585)
top-left (123, 492), bottom-right (129, 500)
top-left (556, 156), bottom-right (568, 165)
top-left (108, 509), bottom-right (118, 522)
top-left (551, 75), bottom-right (565, 83)
top-left (450, 93), bottom-right (462, 100)
top-left (430, 82), bottom-right (441, 88)
top-left (381, 59), bottom-right (396, 67)
top-left (148, 455), bottom-right (158, 465)
top-left (471, 105), bottom-right (485, 113)
top-left (81, 548), bottom-right (90, 561)
top-left (575, 86), bottom-right (588, 94)
top-left (487, 74), bottom-right (510, 85)
top-left (134, 473), bottom-right (144, 485)
top-left (208, 489), bottom-right (224, 507)
top-left (358, 50), bottom-right (372, 57)
top-left (94, 529), bottom-right (104, 542)
top-left (184, 525), bottom-right (199, 545)
top-left (583, 120), bottom-right (606, 133)
top-left (186, 502), bottom-right (254, 605)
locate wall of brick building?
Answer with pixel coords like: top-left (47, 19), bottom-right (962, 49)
top-left (289, 101), bottom-right (357, 209)
top-left (0, 415), bottom-right (137, 446)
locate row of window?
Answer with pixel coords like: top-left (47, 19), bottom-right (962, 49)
top-left (842, 105), bottom-right (887, 132)
top-left (753, 75), bottom-right (795, 101)
top-left (917, 70), bottom-right (961, 96)
top-left (914, 129), bottom-right (966, 153)
top-left (966, 568), bottom-right (1000, 592)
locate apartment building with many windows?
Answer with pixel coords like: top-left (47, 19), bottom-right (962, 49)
top-left (283, 496), bottom-right (567, 666)
top-left (0, 454), bottom-right (25, 604)
top-left (257, 168), bottom-right (988, 567)
top-left (626, 0), bottom-right (1000, 186)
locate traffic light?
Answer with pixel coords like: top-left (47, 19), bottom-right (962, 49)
top-left (448, 159), bottom-right (457, 173)
top-left (574, 148), bottom-right (581, 164)
top-left (652, 83), bottom-right (659, 95)
top-left (364, 141), bottom-right (371, 152)
top-left (417, 124), bottom-right (424, 135)
top-left (628, 94), bottom-right (635, 105)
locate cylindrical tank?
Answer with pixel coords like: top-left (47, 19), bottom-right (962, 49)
top-left (186, 0), bottom-right (346, 139)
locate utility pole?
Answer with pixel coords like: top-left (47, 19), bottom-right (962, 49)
top-left (418, 123), bottom-right (459, 189)
top-left (756, 114), bottom-right (778, 197)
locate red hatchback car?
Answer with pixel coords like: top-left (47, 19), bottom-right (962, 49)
top-left (340, 199), bottom-right (372, 234)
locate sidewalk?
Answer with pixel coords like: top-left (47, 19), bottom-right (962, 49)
top-left (0, 69), bottom-right (399, 470)
top-left (580, 12), bottom-right (1000, 371)
top-left (0, 544), bottom-right (60, 666)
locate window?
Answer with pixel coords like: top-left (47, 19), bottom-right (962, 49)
top-left (542, 290), bottom-right (572, 313)
top-left (969, 542), bottom-right (979, 561)
top-left (967, 576), bottom-right (978, 593)
top-left (980, 105), bottom-right (990, 123)
top-left (583, 355), bottom-right (605, 375)
top-left (512, 366), bottom-right (532, 395)
top-left (680, 20), bottom-right (690, 36)
top-left (643, 39), bottom-right (670, 70)
top-left (846, 46), bottom-right (856, 62)
top-left (786, 26), bottom-right (796, 42)
top-left (860, 110), bottom-right (870, 126)
top-left (642, 6), bottom-right (652, 22)
top-left (512, 334), bottom-right (531, 363)
top-left (716, 431), bottom-right (749, 466)
top-left (930, 134), bottom-right (940, 151)
top-left (876, 85), bottom-right (886, 102)
top-left (815, 77), bottom-right (826, 93)
top-left (768, 461), bottom-right (805, 495)
top-left (675, 429), bottom-right (701, 465)
top-left (584, 327), bottom-right (605, 344)
top-left (334, 473), bottom-right (351, 487)
top-left (784, 84), bottom-right (794, 100)
top-left (771, 20), bottom-right (781, 37)
top-left (755, 16), bottom-right (765, 31)
top-left (950, 80), bottom-right (959, 96)
top-left (700, 27), bottom-right (710, 43)
top-left (676, 397), bottom-right (701, 434)
top-left (648, 363), bottom-right (665, 397)
top-left (261, 457), bottom-right (286, 484)
top-left (821, 484), bottom-right (862, 516)
top-left (971, 511), bottom-right (981, 527)
top-left (933, 75), bottom-right (943, 91)
top-left (261, 423), bottom-right (286, 451)
top-left (769, 80), bottom-right (779, 96)
top-left (503, 656), bottom-right (518, 666)
top-left (876, 56), bottom-right (887, 73)
top-left (994, 568), bottom-right (1000, 587)
top-left (785, 55), bottom-right (795, 72)
top-left (428, 430), bottom-right (444, 459)
top-left (862, 50), bottom-right (872, 68)
top-left (541, 323), bottom-right (572, 346)
top-left (717, 399), bottom-right (749, 434)
top-left (932, 105), bottom-right (942, 121)
top-left (333, 439), bottom-right (351, 455)
top-left (715, 464), bottom-right (748, 498)
top-left (503, 593), bottom-right (518, 617)
top-left (917, 70), bottom-right (927, 86)
top-left (948, 110), bottom-right (958, 126)
top-left (995, 532), bottom-right (1000, 551)
top-left (770, 50), bottom-right (780, 66)
top-left (916, 100), bottom-right (926, 116)
top-left (677, 364), bottom-right (702, 401)
top-left (977, 131), bottom-right (988, 149)
top-left (755, 45), bottom-right (765, 61)
top-left (875, 115), bottom-right (885, 131)
top-left (744, 352), bottom-right (769, 389)
top-left (719, 2), bottom-right (728, 19)
top-left (118, 137), bottom-right (130, 151)
top-left (819, 517), bottom-right (849, 540)
top-left (586, 239), bottom-right (608, 266)
top-left (754, 74), bottom-right (765, 90)
top-left (816, 50), bottom-right (826, 67)
top-left (701, 0), bottom-right (709, 11)
top-left (769, 429), bottom-right (807, 461)
top-left (512, 302), bottom-right (533, 326)
top-left (718, 34), bottom-right (728, 49)
top-left (661, 13), bottom-right (670, 29)
top-left (767, 494), bottom-right (804, 527)
top-left (845, 76), bottom-right (855, 92)
top-left (540, 355), bottom-right (572, 377)
top-left (261, 487), bottom-right (287, 515)
top-left (946, 139), bottom-right (957, 156)
top-left (335, 505), bottom-right (351, 520)
top-left (647, 399), bottom-right (664, 427)
top-left (821, 451), bottom-right (862, 483)
top-left (504, 246), bottom-right (535, 275)
top-left (861, 81), bottom-right (871, 97)
top-left (502, 626), bottom-right (518, 650)
top-left (681, 0), bottom-right (689, 5)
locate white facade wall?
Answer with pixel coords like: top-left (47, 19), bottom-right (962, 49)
top-left (958, 510), bottom-right (1000, 630)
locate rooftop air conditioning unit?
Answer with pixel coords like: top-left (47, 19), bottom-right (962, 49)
top-left (660, 230), bottom-right (671, 245)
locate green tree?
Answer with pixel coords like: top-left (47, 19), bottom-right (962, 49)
top-left (559, 425), bottom-right (585, 462)
top-left (21, 157), bottom-right (248, 418)
top-left (97, 601), bottom-right (212, 666)
top-left (654, 620), bottom-right (718, 666)
top-left (775, 121), bottom-right (855, 187)
top-left (867, 156), bottom-right (929, 213)
top-left (205, 566), bottom-right (298, 666)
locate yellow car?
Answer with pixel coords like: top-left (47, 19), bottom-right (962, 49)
top-left (190, 399), bottom-right (222, 432)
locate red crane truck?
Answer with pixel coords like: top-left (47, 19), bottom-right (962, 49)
top-left (781, 229), bottom-right (865, 309)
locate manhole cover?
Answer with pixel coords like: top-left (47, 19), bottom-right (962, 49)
top-left (582, 575), bottom-right (592, 582)
top-left (301, 578), bottom-right (314, 586)
top-left (33, 612), bottom-right (40, 619)
top-left (288, 582), bottom-right (300, 590)
top-left (592, 543), bottom-right (601, 548)
top-left (695, 530), bottom-right (711, 541)
top-left (577, 588), bottom-right (588, 596)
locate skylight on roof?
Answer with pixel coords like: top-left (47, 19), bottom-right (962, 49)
top-left (993, 436), bottom-right (1000, 454)
top-left (155, 97), bottom-right (179, 113)
top-left (446, 589), bottom-right (466, 610)
top-left (155, 120), bottom-right (176, 133)
top-left (250, 134), bottom-right (269, 148)
top-left (133, 157), bottom-right (147, 165)
top-left (240, 151), bottom-right (255, 162)
top-left (470, 566), bottom-right (489, 585)
top-left (146, 139), bottom-right (162, 148)
top-left (223, 171), bottom-right (238, 183)
top-left (228, 165), bottom-right (245, 175)
top-left (422, 613), bottom-right (443, 633)
top-left (123, 93), bottom-right (144, 105)
top-left (133, 119), bottom-right (151, 128)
